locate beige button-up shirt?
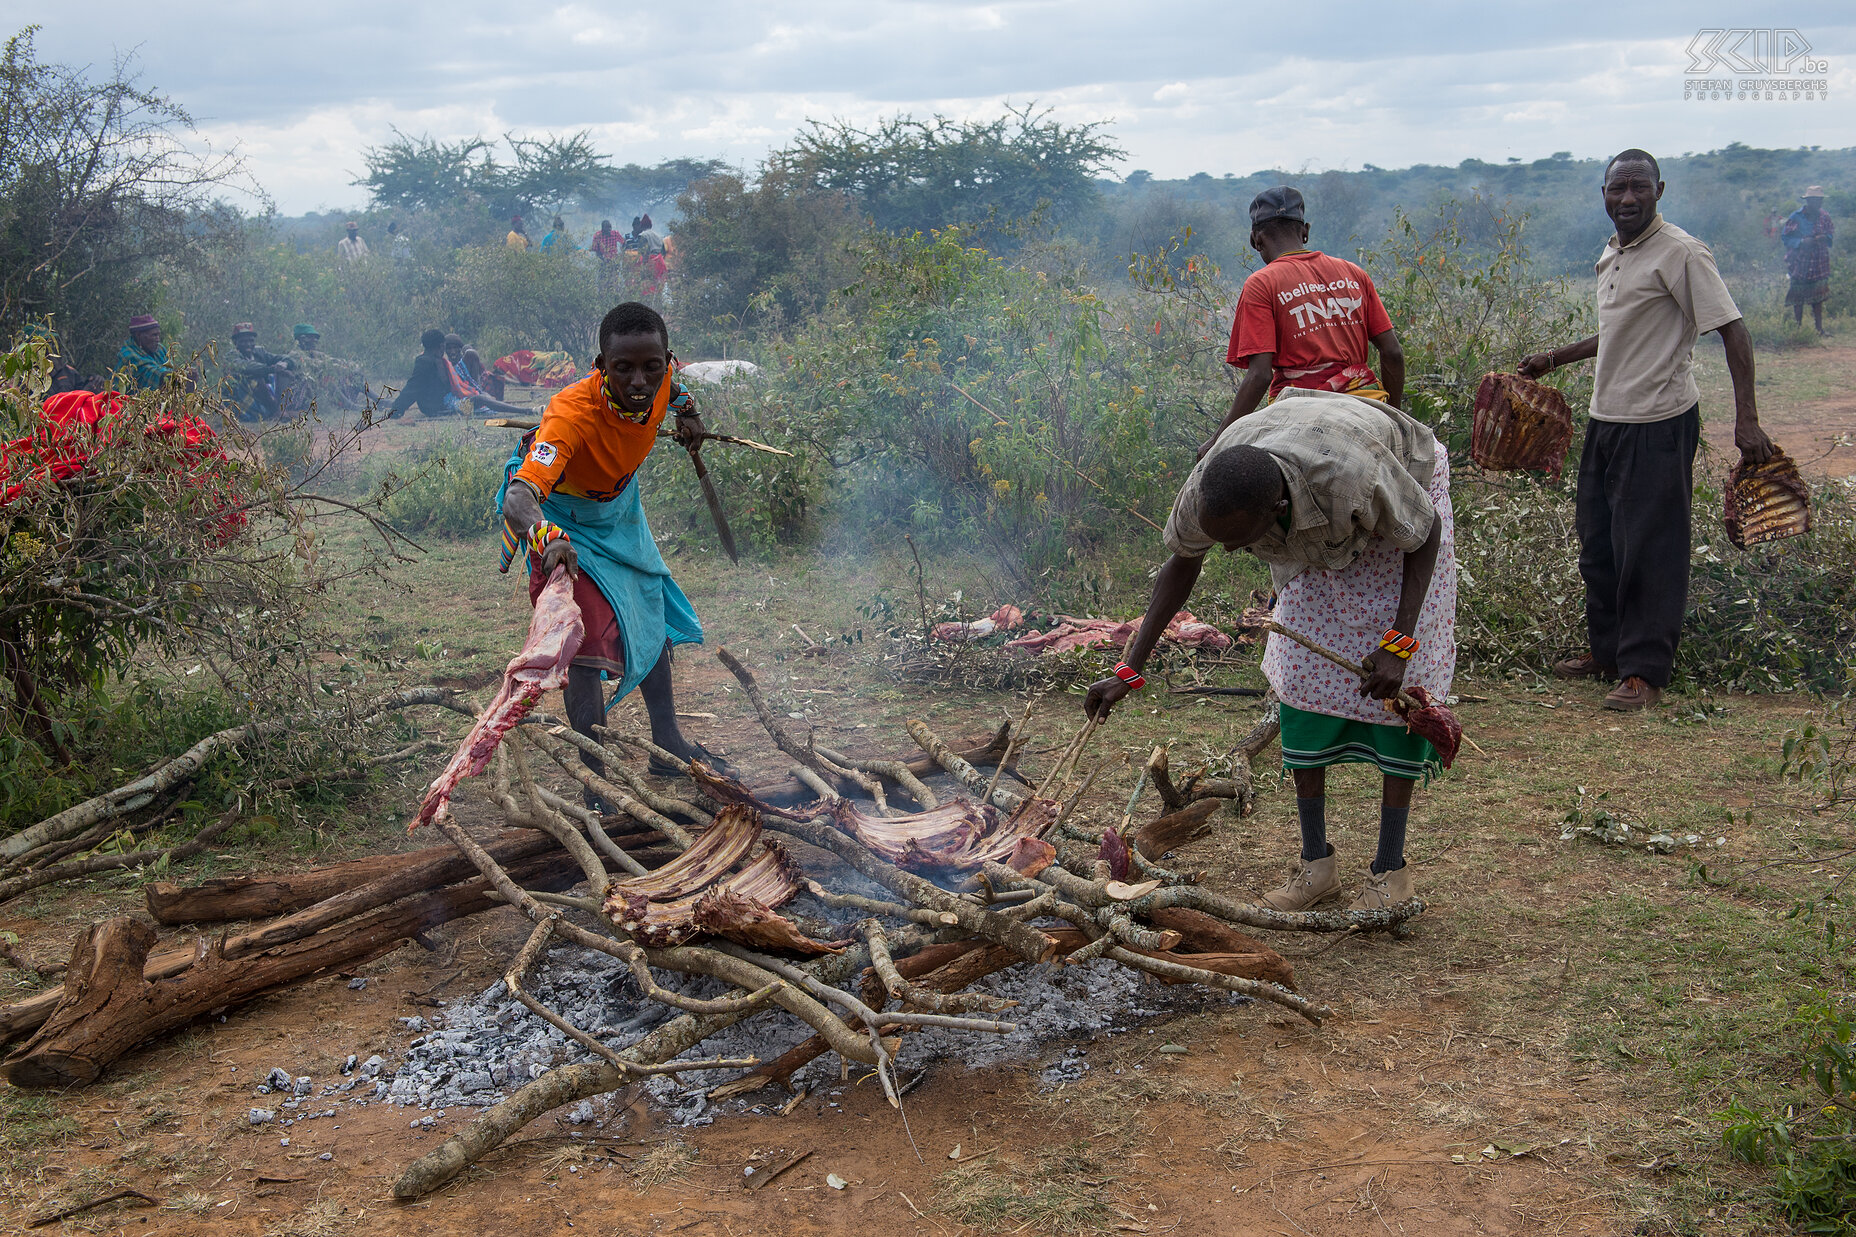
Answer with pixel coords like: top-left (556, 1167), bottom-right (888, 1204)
top-left (1590, 215), bottom-right (1741, 423)
top-left (1164, 390), bottom-right (1438, 590)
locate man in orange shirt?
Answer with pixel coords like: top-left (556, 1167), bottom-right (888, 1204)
top-left (498, 302), bottom-right (721, 785)
top-left (1196, 187), bottom-right (1405, 458)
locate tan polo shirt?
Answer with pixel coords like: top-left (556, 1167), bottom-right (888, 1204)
top-left (1590, 215), bottom-right (1741, 423)
top-left (1164, 390), bottom-right (1437, 591)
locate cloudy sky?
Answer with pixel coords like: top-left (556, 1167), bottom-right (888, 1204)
top-left (21, 2), bottom-right (1856, 215)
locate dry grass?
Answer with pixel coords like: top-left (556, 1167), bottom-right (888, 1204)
top-left (627, 1137), bottom-right (699, 1194)
top-left (261, 1198), bottom-right (354, 1237)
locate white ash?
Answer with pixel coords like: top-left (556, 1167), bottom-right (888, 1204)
top-left (356, 912), bottom-right (1247, 1121)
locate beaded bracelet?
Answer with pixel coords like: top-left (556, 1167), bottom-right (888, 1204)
top-left (1378, 628), bottom-right (1419, 660)
top-left (1113, 662), bottom-right (1147, 690)
top-left (528, 520), bottom-right (569, 558)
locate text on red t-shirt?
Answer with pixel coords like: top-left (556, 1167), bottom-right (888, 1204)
top-left (1226, 251), bottom-right (1393, 383)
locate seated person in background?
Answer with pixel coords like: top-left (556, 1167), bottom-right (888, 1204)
top-left (388, 329), bottom-right (455, 418)
top-left (442, 333), bottom-right (530, 415)
top-left (118, 314), bottom-right (176, 391)
top-left (222, 322), bottom-right (297, 421)
top-left (284, 323), bottom-right (366, 412)
top-left (23, 323), bottom-right (93, 395)
top-left (461, 344), bottom-right (505, 399)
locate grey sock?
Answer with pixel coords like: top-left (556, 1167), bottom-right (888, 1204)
top-left (1297, 797), bottom-right (1328, 862)
top-left (1373, 805), bottom-right (1409, 875)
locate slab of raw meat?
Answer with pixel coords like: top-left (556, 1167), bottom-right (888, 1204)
top-left (1003, 610), bottom-right (1231, 657)
top-left (415, 567), bottom-right (583, 829)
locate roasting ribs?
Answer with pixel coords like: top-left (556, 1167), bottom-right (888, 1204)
top-left (601, 805), bottom-right (837, 953)
top-left (1470, 372), bottom-right (1574, 481)
top-left (1724, 449), bottom-right (1811, 549)
top-left (827, 796), bottom-right (1060, 879)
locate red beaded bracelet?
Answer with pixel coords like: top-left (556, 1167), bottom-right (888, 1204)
top-left (1378, 628), bottom-right (1419, 660)
top-left (1113, 662), bottom-right (1146, 690)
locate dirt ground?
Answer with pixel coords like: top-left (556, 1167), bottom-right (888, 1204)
top-left (1697, 333), bottom-right (1856, 477)
top-left (4, 650), bottom-right (1846, 1236)
top-left (3, 337), bottom-right (1853, 1235)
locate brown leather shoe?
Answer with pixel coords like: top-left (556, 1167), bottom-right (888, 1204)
top-left (1553, 652), bottom-right (1617, 680)
top-left (1602, 676), bottom-right (1662, 711)
top-left (1349, 863), bottom-right (1415, 911)
top-left (1259, 848), bottom-right (1342, 911)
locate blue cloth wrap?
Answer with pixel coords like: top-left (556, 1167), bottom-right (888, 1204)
top-left (498, 447), bottom-right (703, 710)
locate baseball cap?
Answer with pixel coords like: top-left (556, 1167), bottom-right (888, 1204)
top-left (1249, 186), bottom-right (1306, 226)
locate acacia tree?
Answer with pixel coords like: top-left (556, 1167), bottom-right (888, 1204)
top-left (0, 27), bottom-right (247, 375)
top-left (775, 103), bottom-right (1123, 237)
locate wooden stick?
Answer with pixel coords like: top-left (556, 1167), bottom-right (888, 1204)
top-left (1262, 620), bottom-right (1482, 756)
top-left (904, 719), bottom-right (1024, 812)
top-left (29, 1187), bottom-right (158, 1228)
top-left (982, 701), bottom-right (1034, 808)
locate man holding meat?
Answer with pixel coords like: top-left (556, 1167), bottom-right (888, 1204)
top-left (1085, 391), bottom-right (1456, 913)
top-left (498, 302), bottom-right (725, 795)
top-left (1521, 149), bottom-right (1774, 711)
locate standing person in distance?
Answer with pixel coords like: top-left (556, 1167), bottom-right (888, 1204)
top-left (1781, 186), bottom-right (1834, 336)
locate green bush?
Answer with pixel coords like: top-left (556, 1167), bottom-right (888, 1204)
top-left (380, 436), bottom-right (506, 539)
top-left (1720, 997), bottom-right (1856, 1236)
top-left (1454, 472), bottom-right (1856, 690)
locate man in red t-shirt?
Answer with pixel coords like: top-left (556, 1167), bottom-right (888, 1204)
top-left (1197, 187), bottom-right (1405, 458)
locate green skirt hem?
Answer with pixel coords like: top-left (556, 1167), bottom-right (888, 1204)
top-left (1278, 703), bottom-right (1441, 784)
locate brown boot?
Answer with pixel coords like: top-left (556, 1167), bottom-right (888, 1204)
top-left (1603, 676), bottom-right (1662, 711)
top-left (1259, 847), bottom-right (1342, 911)
top-left (1553, 652), bottom-right (1616, 680)
top-left (1349, 863), bottom-right (1415, 911)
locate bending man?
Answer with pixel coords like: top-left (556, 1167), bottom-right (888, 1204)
top-left (498, 302), bottom-right (722, 799)
top-left (1085, 390), bottom-right (1455, 911)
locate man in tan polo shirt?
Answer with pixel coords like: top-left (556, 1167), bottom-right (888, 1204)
top-left (1521, 148), bottom-right (1773, 711)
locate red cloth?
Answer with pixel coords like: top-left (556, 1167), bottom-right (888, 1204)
top-left (528, 558), bottom-right (624, 673)
top-left (1, 390), bottom-right (240, 538)
top-left (1227, 251), bottom-right (1393, 399)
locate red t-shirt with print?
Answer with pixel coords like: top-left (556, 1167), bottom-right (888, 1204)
top-left (1227, 251), bottom-right (1394, 397)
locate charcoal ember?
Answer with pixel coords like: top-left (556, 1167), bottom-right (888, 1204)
top-left (1724, 449), bottom-right (1811, 549)
top-left (1470, 372), bottom-right (1574, 480)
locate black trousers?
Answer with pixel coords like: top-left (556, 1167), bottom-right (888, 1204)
top-left (1574, 405), bottom-right (1699, 688)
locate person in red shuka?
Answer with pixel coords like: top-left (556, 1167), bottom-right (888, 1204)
top-left (1196, 186), bottom-right (1406, 459)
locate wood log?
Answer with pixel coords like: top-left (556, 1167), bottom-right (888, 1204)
top-left (145, 827), bottom-right (645, 924)
top-left (1133, 799), bottom-right (1221, 860)
top-left (1138, 908), bottom-right (1295, 990)
top-left (2, 851), bottom-right (580, 1077)
top-left (1042, 928), bottom-right (1294, 990)
top-left (11, 842), bottom-right (613, 1046)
